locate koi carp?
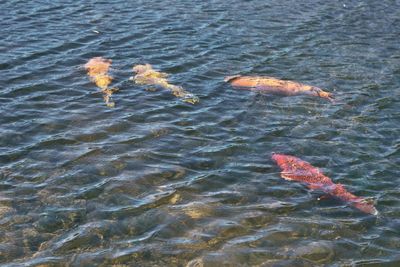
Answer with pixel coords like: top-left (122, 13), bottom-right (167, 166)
top-left (225, 75), bottom-right (333, 102)
top-left (85, 57), bottom-right (118, 107)
top-left (272, 153), bottom-right (378, 215)
top-left (132, 64), bottom-right (199, 104)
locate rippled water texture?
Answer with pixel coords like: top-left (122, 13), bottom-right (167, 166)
top-left (1, 0), bottom-right (399, 266)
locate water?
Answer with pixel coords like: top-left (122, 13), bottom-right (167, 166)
top-left (1, 0), bottom-right (399, 266)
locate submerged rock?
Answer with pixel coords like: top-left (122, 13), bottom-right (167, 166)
top-left (295, 241), bottom-right (335, 264)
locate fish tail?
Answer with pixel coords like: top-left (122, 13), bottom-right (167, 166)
top-left (351, 198), bottom-right (379, 215)
top-left (325, 184), bottom-right (378, 215)
top-left (310, 86), bottom-right (334, 102)
top-left (325, 94), bottom-right (335, 103)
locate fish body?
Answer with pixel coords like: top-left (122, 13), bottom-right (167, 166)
top-left (85, 57), bottom-right (113, 89)
top-left (225, 75), bottom-right (333, 101)
top-left (272, 153), bottom-right (378, 215)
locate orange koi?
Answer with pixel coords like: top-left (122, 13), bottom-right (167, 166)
top-left (225, 75), bottom-right (333, 102)
top-left (272, 153), bottom-right (377, 215)
top-left (85, 57), bottom-right (118, 107)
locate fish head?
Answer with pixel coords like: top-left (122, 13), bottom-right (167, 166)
top-left (85, 57), bottom-right (112, 73)
top-left (352, 198), bottom-right (378, 215)
top-left (224, 75), bottom-right (241, 83)
top-left (271, 153), bottom-right (289, 166)
top-left (272, 153), bottom-right (299, 179)
top-left (271, 153), bottom-right (300, 167)
top-left (272, 153), bottom-right (333, 185)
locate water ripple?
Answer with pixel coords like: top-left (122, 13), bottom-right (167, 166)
top-left (1, 0), bottom-right (400, 265)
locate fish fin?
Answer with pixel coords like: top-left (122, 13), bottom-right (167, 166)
top-left (352, 198), bottom-right (379, 215)
top-left (307, 183), bottom-right (326, 190)
top-left (307, 184), bottom-right (321, 190)
top-left (280, 172), bottom-right (294, 181)
top-left (317, 194), bottom-right (331, 201)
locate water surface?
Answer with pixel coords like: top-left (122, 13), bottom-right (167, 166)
top-left (1, 0), bottom-right (399, 266)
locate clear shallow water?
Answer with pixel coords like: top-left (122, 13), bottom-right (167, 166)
top-left (1, 0), bottom-right (399, 266)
